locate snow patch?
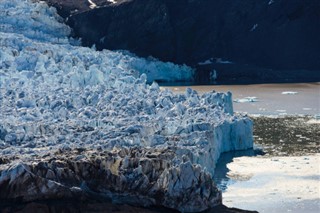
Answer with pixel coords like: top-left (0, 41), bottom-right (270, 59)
top-left (108, 0), bottom-right (118, 4)
top-left (88, 0), bottom-right (97, 9)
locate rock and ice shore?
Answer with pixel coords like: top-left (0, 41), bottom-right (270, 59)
top-left (0, 0), bottom-right (253, 212)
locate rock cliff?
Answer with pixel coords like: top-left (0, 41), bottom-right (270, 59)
top-left (45, 0), bottom-right (320, 83)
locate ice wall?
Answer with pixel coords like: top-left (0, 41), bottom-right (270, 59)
top-left (0, 0), bottom-right (253, 211)
top-left (0, 0), bottom-right (253, 177)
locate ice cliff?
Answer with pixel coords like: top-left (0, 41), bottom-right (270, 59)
top-left (0, 0), bottom-right (253, 212)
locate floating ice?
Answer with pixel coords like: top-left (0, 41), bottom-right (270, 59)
top-left (307, 114), bottom-right (320, 124)
top-left (234, 97), bottom-right (258, 103)
top-left (282, 91), bottom-right (298, 95)
top-left (224, 155), bottom-right (320, 212)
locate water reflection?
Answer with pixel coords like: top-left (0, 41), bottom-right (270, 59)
top-left (213, 148), bottom-right (264, 192)
top-left (214, 115), bottom-right (320, 192)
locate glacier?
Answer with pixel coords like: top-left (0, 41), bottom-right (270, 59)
top-left (0, 0), bottom-right (253, 212)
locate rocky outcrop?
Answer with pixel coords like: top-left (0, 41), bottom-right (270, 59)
top-left (0, 147), bottom-right (221, 212)
top-left (44, 0), bottom-right (320, 84)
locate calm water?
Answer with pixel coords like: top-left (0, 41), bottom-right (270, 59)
top-left (162, 82), bottom-right (320, 115)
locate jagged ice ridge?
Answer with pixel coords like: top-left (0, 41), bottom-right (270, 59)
top-left (0, 0), bottom-right (253, 212)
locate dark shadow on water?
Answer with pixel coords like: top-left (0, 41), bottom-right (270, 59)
top-left (0, 200), bottom-right (258, 213)
top-left (213, 148), bottom-right (265, 192)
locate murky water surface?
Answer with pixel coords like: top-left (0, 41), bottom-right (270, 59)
top-left (162, 82), bottom-right (320, 115)
top-left (251, 116), bottom-right (320, 156)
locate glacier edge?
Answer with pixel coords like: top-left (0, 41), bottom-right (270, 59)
top-left (0, 0), bottom-right (253, 212)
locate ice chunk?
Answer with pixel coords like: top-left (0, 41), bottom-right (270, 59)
top-left (198, 58), bottom-right (213, 65)
top-left (88, 0), bottom-right (97, 9)
top-left (107, 0), bottom-right (118, 4)
top-left (234, 97), bottom-right (258, 103)
top-left (282, 91), bottom-right (298, 95)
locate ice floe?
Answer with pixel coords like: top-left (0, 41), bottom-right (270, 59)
top-left (234, 97), bottom-right (258, 103)
top-left (281, 91), bottom-right (298, 95)
top-left (224, 155), bottom-right (320, 212)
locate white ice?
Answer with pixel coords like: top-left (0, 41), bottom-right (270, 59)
top-left (88, 0), bottom-right (97, 9)
top-left (107, 0), bottom-right (118, 4)
top-left (234, 97), bottom-right (258, 103)
top-left (224, 155), bottom-right (320, 213)
top-left (281, 91), bottom-right (298, 95)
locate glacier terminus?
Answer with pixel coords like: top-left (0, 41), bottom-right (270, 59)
top-left (0, 0), bottom-right (253, 212)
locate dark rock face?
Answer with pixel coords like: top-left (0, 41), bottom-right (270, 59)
top-left (44, 0), bottom-right (320, 83)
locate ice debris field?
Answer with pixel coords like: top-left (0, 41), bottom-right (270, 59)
top-left (0, 0), bottom-right (253, 211)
